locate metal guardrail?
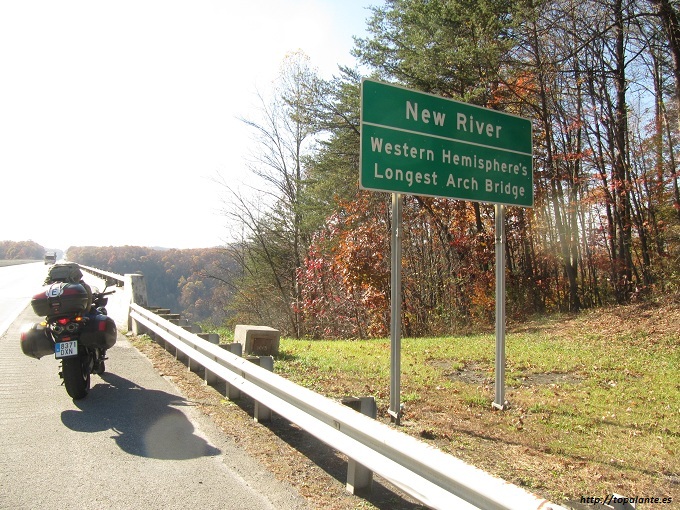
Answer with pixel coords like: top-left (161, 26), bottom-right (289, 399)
top-left (77, 264), bottom-right (125, 286)
top-left (129, 302), bottom-right (566, 510)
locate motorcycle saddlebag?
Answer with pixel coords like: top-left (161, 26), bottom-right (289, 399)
top-left (20, 322), bottom-right (54, 359)
top-left (31, 282), bottom-right (90, 318)
top-left (80, 314), bottom-right (117, 349)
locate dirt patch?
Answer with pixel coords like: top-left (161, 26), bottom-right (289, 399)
top-left (429, 360), bottom-right (492, 385)
top-left (513, 371), bottom-right (582, 386)
top-left (431, 360), bottom-right (582, 388)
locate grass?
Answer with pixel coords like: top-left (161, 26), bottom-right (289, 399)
top-left (271, 303), bottom-right (679, 507)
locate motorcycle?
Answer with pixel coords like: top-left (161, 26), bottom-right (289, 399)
top-left (20, 263), bottom-right (117, 400)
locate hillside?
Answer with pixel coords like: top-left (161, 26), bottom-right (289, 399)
top-left (67, 245), bottom-right (238, 325)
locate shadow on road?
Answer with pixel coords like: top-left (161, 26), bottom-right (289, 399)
top-left (61, 372), bottom-right (221, 460)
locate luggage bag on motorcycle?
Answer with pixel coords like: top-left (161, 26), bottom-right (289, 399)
top-left (44, 263), bottom-right (84, 284)
top-left (20, 322), bottom-right (54, 359)
top-left (31, 282), bottom-right (90, 318)
top-left (80, 314), bottom-right (117, 349)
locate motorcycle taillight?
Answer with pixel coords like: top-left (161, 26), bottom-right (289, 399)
top-left (51, 316), bottom-right (82, 334)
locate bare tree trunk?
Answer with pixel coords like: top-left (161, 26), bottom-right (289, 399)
top-left (651, 0), bottom-right (680, 136)
top-left (612, 0), bottom-right (634, 302)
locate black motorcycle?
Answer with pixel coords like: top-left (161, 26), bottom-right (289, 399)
top-left (20, 263), bottom-right (117, 399)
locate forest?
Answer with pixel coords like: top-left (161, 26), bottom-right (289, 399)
top-left (218, 0), bottom-right (680, 338)
top-left (66, 245), bottom-right (237, 326)
top-left (0, 240), bottom-right (47, 260)
top-left (59, 1), bottom-right (680, 340)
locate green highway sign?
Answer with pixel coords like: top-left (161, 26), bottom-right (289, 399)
top-left (360, 79), bottom-right (533, 207)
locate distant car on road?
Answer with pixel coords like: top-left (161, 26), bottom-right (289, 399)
top-left (44, 252), bottom-right (56, 265)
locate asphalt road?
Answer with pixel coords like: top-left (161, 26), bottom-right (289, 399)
top-left (0, 263), bottom-right (308, 510)
top-left (0, 262), bottom-right (47, 338)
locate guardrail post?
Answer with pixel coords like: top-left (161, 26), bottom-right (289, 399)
top-left (175, 343), bottom-right (188, 364)
top-left (220, 343), bottom-right (242, 400)
top-left (165, 341), bottom-right (177, 356)
top-left (203, 334), bottom-right (221, 387)
top-left (124, 273), bottom-right (148, 334)
top-left (204, 366), bottom-right (219, 387)
top-left (252, 356), bottom-right (274, 423)
top-left (342, 396), bottom-right (377, 494)
top-left (188, 345), bottom-right (201, 374)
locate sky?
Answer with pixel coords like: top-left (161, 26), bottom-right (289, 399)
top-left (0, 0), bottom-right (376, 251)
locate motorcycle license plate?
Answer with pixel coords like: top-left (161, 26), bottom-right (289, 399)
top-left (55, 340), bottom-right (78, 358)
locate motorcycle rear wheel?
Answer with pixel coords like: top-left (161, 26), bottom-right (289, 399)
top-left (62, 353), bottom-right (91, 399)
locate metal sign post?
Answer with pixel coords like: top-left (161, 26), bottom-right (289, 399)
top-left (492, 204), bottom-right (508, 410)
top-left (360, 79), bottom-right (533, 417)
top-left (389, 193), bottom-right (403, 424)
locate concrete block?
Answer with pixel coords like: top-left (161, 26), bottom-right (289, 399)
top-left (234, 325), bottom-right (280, 356)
